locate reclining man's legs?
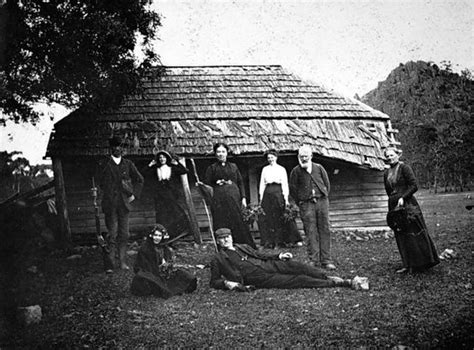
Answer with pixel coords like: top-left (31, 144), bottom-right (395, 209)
top-left (244, 270), bottom-right (336, 289)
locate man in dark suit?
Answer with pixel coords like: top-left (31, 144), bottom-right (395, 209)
top-left (96, 136), bottom-right (144, 272)
top-left (289, 145), bottom-right (335, 270)
top-left (210, 228), bottom-right (366, 291)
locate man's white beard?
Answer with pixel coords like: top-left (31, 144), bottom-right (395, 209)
top-left (299, 159), bottom-right (309, 169)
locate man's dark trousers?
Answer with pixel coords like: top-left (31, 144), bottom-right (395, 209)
top-left (242, 259), bottom-right (334, 289)
top-left (299, 197), bottom-right (331, 264)
top-left (104, 199), bottom-right (130, 263)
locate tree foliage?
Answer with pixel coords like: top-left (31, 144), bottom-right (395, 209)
top-left (413, 108), bottom-right (473, 189)
top-left (0, 150), bottom-right (31, 199)
top-left (362, 61), bottom-right (474, 190)
top-left (0, 0), bottom-right (161, 123)
top-left (0, 150), bottom-right (54, 201)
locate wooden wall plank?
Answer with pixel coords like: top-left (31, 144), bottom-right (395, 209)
top-left (63, 158), bottom-right (390, 237)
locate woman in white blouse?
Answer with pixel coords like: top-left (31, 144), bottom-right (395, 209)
top-left (145, 150), bottom-right (190, 239)
top-left (258, 149), bottom-right (303, 248)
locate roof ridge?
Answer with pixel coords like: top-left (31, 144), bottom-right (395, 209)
top-left (150, 64), bottom-right (283, 69)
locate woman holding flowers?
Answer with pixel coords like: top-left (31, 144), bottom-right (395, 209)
top-left (259, 149), bottom-right (303, 248)
top-left (130, 224), bottom-right (197, 298)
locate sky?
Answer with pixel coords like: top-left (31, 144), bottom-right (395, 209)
top-left (1, 0), bottom-right (473, 164)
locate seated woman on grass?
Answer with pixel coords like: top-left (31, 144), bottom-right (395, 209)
top-left (130, 224), bottom-right (197, 298)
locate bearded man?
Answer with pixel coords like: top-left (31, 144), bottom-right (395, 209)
top-left (289, 145), bottom-right (335, 270)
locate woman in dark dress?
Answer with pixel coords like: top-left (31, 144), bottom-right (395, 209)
top-left (258, 149), bottom-right (303, 248)
top-left (130, 224), bottom-right (197, 298)
top-left (204, 143), bottom-right (256, 248)
top-left (384, 147), bottom-right (440, 273)
top-left (145, 150), bottom-right (190, 239)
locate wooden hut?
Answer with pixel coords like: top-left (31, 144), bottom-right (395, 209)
top-left (46, 65), bottom-right (399, 243)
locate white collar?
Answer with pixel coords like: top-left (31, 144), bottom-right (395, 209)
top-left (111, 155), bottom-right (122, 165)
top-left (157, 164), bottom-right (172, 181)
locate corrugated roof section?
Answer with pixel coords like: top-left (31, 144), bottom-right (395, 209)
top-left (47, 65), bottom-right (393, 169)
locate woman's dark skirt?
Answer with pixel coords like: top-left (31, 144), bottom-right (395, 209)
top-left (259, 184), bottom-right (302, 248)
top-left (130, 269), bottom-right (197, 299)
top-left (388, 195), bottom-right (440, 270)
top-left (154, 183), bottom-right (190, 238)
top-left (211, 183), bottom-right (256, 248)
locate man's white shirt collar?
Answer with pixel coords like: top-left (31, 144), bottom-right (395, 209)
top-left (111, 155), bottom-right (122, 165)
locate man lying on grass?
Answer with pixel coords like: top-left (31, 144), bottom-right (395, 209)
top-left (210, 228), bottom-right (368, 291)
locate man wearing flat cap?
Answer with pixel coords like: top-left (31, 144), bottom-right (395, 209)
top-left (210, 228), bottom-right (368, 291)
top-left (96, 136), bottom-right (144, 272)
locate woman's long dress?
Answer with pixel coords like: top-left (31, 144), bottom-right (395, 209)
top-left (147, 163), bottom-right (190, 238)
top-left (204, 161), bottom-right (256, 248)
top-left (384, 162), bottom-right (440, 270)
top-left (259, 165), bottom-right (302, 247)
top-left (130, 239), bottom-right (197, 298)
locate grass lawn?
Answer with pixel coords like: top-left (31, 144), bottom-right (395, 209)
top-left (1, 190), bottom-right (473, 348)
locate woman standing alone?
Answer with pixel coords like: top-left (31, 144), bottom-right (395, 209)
top-left (384, 147), bottom-right (439, 273)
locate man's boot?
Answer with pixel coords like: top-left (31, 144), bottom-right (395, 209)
top-left (107, 245), bottom-right (117, 272)
top-left (103, 250), bottom-right (115, 273)
top-left (118, 243), bottom-right (130, 270)
top-left (327, 276), bottom-right (351, 287)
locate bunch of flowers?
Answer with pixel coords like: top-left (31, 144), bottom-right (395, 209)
top-left (282, 203), bottom-right (299, 223)
top-left (242, 204), bottom-right (265, 226)
top-left (158, 262), bottom-right (178, 279)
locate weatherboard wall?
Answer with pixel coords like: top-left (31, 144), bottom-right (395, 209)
top-left (59, 156), bottom-right (388, 243)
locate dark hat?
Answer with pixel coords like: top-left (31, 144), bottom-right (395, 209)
top-left (109, 136), bottom-right (124, 147)
top-left (155, 150), bottom-right (172, 163)
top-left (215, 228), bottom-right (232, 239)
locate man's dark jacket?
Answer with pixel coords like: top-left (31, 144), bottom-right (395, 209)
top-left (210, 244), bottom-right (281, 289)
top-left (289, 162), bottom-right (330, 203)
top-left (97, 158), bottom-right (144, 213)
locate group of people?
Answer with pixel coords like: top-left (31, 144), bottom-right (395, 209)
top-left (96, 136), bottom-right (439, 298)
top-left (199, 142), bottom-right (335, 271)
top-left (95, 136), bottom-right (189, 273)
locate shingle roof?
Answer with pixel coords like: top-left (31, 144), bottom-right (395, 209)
top-left (47, 65), bottom-right (393, 169)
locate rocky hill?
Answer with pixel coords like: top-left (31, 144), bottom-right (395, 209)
top-left (361, 61), bottom-right (474, 189)
top-left (362, 60), bottom-right (473, 125)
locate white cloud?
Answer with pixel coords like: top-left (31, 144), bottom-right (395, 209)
top-left (0, 104), bottom-right (69, 164)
